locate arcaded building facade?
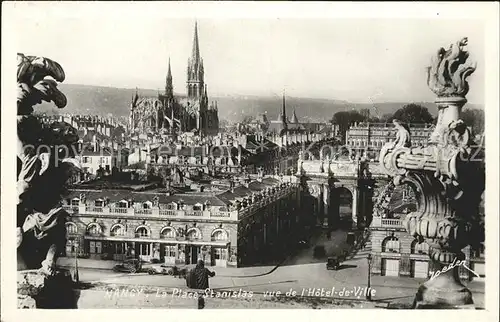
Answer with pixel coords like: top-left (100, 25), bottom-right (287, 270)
top-left (346, 122), bottom-right (435, 160)
top-left (62, 176), bottom-right (300, 267)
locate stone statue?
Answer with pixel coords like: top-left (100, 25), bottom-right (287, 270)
top-left (379, 119), bottom-right (411, 166)
top-left (392, 119), bottom-right (411, 148)
top-left (17, 53), bottom-right (80, 276)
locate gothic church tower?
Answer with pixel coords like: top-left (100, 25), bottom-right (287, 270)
top-left (187, 22), bottom-right (204, 99)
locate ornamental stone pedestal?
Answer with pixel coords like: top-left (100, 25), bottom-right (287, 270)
top-left (379, 38), bottom-right (484, 308)
top-left (18, 269), bottom-right (78, 309)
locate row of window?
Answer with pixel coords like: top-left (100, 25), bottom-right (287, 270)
top-left (69, 198), bottom-right (227, 211)
top-left (347, 139), bottom-right (430, 148)
top-left (382, 236), bottom-right (430, 254)
top-left (67, 240), bottom-right (227, 259)
top-left (67, 222), bottom-right (228, 241)
top-left (81, 156), bottom-right (112, 164)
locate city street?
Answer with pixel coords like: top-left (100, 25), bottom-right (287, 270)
top-left (71, 225), bottom-right (485, 308)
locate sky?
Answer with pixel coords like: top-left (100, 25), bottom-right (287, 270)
top-left (12, 3), bottom-right (487, 104)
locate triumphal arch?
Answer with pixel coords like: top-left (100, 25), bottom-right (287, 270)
top-left (296, 152), bottom-right (390, 230)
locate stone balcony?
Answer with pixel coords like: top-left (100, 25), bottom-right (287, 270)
top-left (70, 205), bottom-right (238, 221)
top-left (371, 216), bottom-right (405, 229)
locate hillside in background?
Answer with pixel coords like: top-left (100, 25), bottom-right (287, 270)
top-left (36, 84), bottom-right (483, 124)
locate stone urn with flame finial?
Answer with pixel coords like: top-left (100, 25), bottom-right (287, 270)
top-left (379, 38), bottom-right (485, 308)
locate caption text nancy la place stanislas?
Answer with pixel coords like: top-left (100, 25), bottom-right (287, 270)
top-left (105, 286), bottom-right (376, 299)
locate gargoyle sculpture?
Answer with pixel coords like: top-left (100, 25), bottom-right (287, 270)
top-left (17, 53), bottom-right (81, 276)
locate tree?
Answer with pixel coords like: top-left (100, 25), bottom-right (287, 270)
top-left (461, 108), bottom-right (484, 135)
top-left (392, 103), bottom-right (434, 124)
top-left (379, 113), bottom-right (395, 123)
top-left (331, 110), bottom-right (368, 142)
top-left (360, 108), bottom-right (371, 120)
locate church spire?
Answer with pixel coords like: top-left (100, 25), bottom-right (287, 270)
top-left (187, 21), bottom-right (204, 99)
top-left (133, 87), bottom-right (139, 105)
top-left (165, 57), bottom-right (173, 98)
top-left (281, 90), bottom-right (287, 125)
top-left (191, 21), bottom-right (200, 61)
top-left (290, 109), bottom-right (299, 123)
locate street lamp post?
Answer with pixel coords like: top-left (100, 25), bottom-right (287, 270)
top-left (367, 253), bottom-right (372, 301)
top-left (74, 241), bottom-right (80, 284)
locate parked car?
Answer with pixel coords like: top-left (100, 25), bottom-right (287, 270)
top-left (147, 264), bottom-right (172, 275)
top-left (113, 258), bottom-right (142, 273)
top-left (147, 264), bottom-right (189, 278)
top-left (326, 257), bottom-right (341, 270)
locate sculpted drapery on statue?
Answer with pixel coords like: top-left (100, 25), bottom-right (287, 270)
top-left (379, 38), bottom-right (484, 308)
top-left (17, 53), bottom-right (80, 276)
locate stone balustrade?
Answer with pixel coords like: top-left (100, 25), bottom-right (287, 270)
top-left (73, 204), bottom-right (238, 220)
top-left (371, 215), bottom-right (405, 228)
top-left (381, 218), bottom-right (403, 227)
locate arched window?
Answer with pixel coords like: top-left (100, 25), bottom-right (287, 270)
top-left (94, 199), bottom-right (104, 207)
top-left (186, 228), bottom-right (201, 240)
top-left (411, 240), bottom-right (429, 254)
top-left (166, 203), bottom-right (177, 210)
top-left (160, 227), bottom-right (176, 239)
top-left (136, 226), bottom-right (149, 237)
top-left (382, 236), bottom-right (400, 253)
top-left (117, 200), bottom-right (128, 208)
top-left (66, 222), bottom-right (78, 234)
top-left (110, 224), bottom-right (125, 236)
top-left (71, 198), bottom-right (80, 207)
top-left (211, 229), bottom-right (228, 241)
top-left (143, 202), bottom-right (151, 209)
top-left (87, 223), bottom-right (102, 235)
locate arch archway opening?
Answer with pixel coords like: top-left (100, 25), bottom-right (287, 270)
top-left (331, 186), bottom-right (354, 230)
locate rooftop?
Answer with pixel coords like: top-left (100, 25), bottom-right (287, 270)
top-left (68, 175), bottom-right (286, 206)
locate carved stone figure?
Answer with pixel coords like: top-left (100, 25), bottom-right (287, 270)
top-left (392, 119), bottom-right (412, 148)
top-left (152, 196), bottom-right (160, 207)
top-left (17, 53), bottom-right (80, 276)
top-left (379, 39), bottom-right (484, 308)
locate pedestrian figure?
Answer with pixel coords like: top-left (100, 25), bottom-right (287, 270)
top-left (186, 260), bottom-right (215, 309)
